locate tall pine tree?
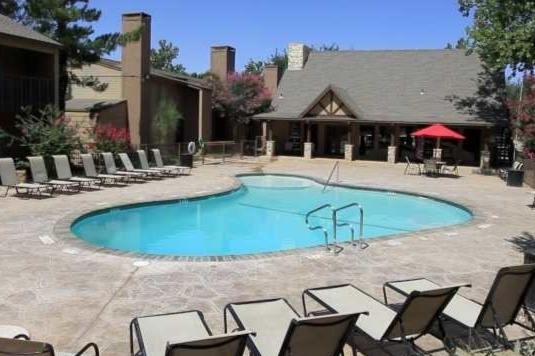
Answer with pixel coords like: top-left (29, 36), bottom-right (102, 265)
top-left (1, 0), bottom-right (139, 109)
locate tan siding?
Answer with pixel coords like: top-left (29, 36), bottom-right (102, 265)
top-left (70, 64), bottom-right (122, 100)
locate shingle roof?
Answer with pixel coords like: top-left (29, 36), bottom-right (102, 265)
top-left (256, 49), bottom-right (498, 126)
top-left (65, 99), bottom-right (125, 112)
top-left (98, 58), bottom-right (210, 90)
top-left (0, 14), bottom-right (61, 47)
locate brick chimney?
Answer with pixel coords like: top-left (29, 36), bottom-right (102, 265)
top-left (263, 64), bottom-right (280, 97)
top-left (287, 43), bottom-right (310, 70)
top-left (210, 46), bottom-right (235, 80)
top-left (121, 12), bottom-right (151, 146)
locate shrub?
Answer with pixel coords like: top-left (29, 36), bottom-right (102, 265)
top-left (93, 124), bottom-right (130, 154)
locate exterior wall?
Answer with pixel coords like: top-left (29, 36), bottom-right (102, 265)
top-left (70, 64), bottom-right (122, 100)
top-left (199, 88), bottom-right (212, 141)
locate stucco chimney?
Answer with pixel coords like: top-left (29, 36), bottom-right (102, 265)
top-left (121, 12), bottom-right (151, 146)
top-left (287, 43), bottom-right (310, 70)
top-left (263, 64), bottom-right (280, 97)
top-left (210, 46), bottom-right (235, 80)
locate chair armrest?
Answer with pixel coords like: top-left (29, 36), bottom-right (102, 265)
top-left (74, 342), bottom-right (99, 356)
top-left (13, 334), bottom-right (30, 340)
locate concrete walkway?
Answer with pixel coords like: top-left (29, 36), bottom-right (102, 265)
top-left (0, 157), bottom-right (533, 354)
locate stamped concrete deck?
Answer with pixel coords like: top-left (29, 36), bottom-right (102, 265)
top-left (1, 157), bottom-right (534, 354)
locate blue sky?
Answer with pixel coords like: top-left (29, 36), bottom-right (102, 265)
top-left (89, 0), bottom-right (472, 74)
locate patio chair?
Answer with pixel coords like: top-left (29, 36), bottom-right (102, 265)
top-left (52, 155), bottom-right (100, 189)
top-left (0, 158), bottom-right (53, 197)
top-left (151, 148), bottom-right (191, 175)
top-left (302, 283), bottom-right (463, 355)
top-left (0, 336), bottom-right (99, 356)
top-left (423, 159), bottom-right (438, 176)
top-left (130, 310), bottom-right (252, 356)
top-left (404, 156), bottom-right (421, 175)
top-left (117, 153), bottom-right (162, 178)
top-left (136, 150), bottom-right (176, 176)
top-left (441, 160), bottom-right (460, 176)
top-left (80, 154), bottom-right (128, 185)
top-left (27, 156), bottom-right (81, 192)
top-left (223, 297), bottom-right (364, 356)
top-left (383, 264), bottom-right (535, 349)
top-left (101, 152), bottom-right (146, 181)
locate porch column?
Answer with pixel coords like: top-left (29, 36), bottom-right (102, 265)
top-left (345, 122), bottom-right (355, 161)
top-left (304, 120), bottom-right (314, 159)
top-left (317, 124), bottom-right (325, 155)
top-left (373, 125), bottom-right (380, 153)
top-left (388, 124), bottom-right (400, 164)
top-left (53, 50), bottom-right (60, 107)
top-left (480, 128), bottom-right (491, 169)
top-left (266, 121), bottom-right (275, 158)
top-left (354, 125), bottom-right (361, 158)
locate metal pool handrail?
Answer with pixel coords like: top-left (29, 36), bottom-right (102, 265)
top-left (323, 161), bottom-right (340, 192)
top-left (305, 204), bottom-right (342, 253)
top-left (333, 202), bottom-right (368, 249)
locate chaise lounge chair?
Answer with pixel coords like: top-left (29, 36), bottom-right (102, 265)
top-left (101, 152), bottom-right (146, 181)
top-left (130, 310), bottom-right (252, 356)
top-left (382, 264), bottom-right (535, 349)
top-left (499, 161), bottom-right (523, 180)
top-left (0, 158), bottom-right (53, 197)
top-left (151, 148), bottom-right (191, 175)
top-left (224, 297), bottom-right (364, 356)
top-left (80, 154), bottom-right (128, 185)
top-left (117, 153), bottom-right (162, 178)
top-left (0, 336), bottom-right (99, 356)
top-left (28, 156), bottom-right (81, 192)
top-left (52, 155), bottom-right (101, 189)
top-left (302, 283), bottom-right (463, 355)
top-left (137, 150), bottom-right (176, 176)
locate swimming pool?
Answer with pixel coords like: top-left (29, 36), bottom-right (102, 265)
top-left (71, 174), bottom-right (473, 256)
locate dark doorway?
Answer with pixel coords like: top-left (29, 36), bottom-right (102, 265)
top-left (324, 125), bottom-right (348, 157)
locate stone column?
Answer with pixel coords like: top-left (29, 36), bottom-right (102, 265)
top-left (387, 125), bottom-right (400, 163)
top-left (345, 144), bottom-right (355, 161)
top-left (266, 140), bottom-right (275, 158)
top-left (480, 150), bottom-right (491, 170)
top-left (387, 146), bottom-right (397, 163)
top-left (304, 142), bottom-right (314, 159)
top-left (432, 148), bottom-right (442, 160)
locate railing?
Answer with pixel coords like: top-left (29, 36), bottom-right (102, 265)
top-left (305, 204), bottom-right (342, 253)
top-left (333, 203), bottom-right (367, 249)
top-left (323, 161), bottom-right (340, 192)
top-left (0, 75), bottom-right (54, 112)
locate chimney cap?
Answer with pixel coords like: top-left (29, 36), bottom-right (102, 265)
top-left (264, 64), bottom-right (278, 69)
top-left (211, 45), bottom-right (236, 52)
top-left (122, 12), bottom-right (151, 19)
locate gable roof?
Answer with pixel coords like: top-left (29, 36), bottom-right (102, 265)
top-left (98, 58), bottom-right (210, 90)
top-left (256, 49), bottom-right (498, 126)
top-left (299, 84), bottom-right (362, 119)
top-left (0, 14), bottom-right (61, 47)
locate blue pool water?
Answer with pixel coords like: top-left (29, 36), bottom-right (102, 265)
top-left (71, 175), bottom-right (472, 256)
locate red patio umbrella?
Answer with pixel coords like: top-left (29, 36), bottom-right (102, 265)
top-left (411, 123), bottom-right (465, 148)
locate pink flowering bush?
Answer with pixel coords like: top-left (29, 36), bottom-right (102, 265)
top-left (208, 71), bottom-right (272, 124)
top-left (509, 76), bottom-right (535, 159)
top-left (94, 123), bottom-right (130, 153)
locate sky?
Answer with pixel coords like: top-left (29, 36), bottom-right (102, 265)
top-left (89, 0), bottom-right (472, 74)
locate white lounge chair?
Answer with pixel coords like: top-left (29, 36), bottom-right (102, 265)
top-left (224, 297), bottom-right (363, 356)
top-left (151, 148), bottom-right (191, 175)
top-left (130, 310), bottom-right (251, 356)
top-left (27, 156), bottom-right (80, 192)
top-left (0, 158), bottom-right (53, 197)
top-left (118, 153), bottom-right (162, 178)
top-left (0, 336), bottom-right (99, 356)
top-left (303, 283), bottom-right (463, 355)
top-left (137, 150), bottom-right (176, 176)
top-left (101, 152), bottom-right (146, 181)
top-left (80, 153), bottom-right (128, 185)
top-left (52, 155), bottom-right (100, 189)
top-left (500, 161), bottom-right (523, 180)
top-left (383, 264), bottom-right (535, 348)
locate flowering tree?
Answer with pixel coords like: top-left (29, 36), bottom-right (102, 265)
top-left (93, 123), bottom-right (130, 154)
top-left (509, 75), bottom-right (535, 159)
top-left (208, 72), bottom-right (272, 134)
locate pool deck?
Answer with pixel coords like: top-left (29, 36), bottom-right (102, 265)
top-left (1, 157), bottom-right (534, 354)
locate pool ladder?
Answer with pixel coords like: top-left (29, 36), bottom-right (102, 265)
top-left (305, 202), bottom-right (368, 254)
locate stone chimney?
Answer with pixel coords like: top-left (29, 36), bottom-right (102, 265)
top-left (210, 46), bottom-right (235, 80)
top-left (263, 64), bottom-right (280, 97)
top-left (287, 43), bottom-right (310, 70)
top-left (121, 12), bottom-right (151, 146)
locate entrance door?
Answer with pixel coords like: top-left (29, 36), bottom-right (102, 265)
top-left (324, 125), bottom-right (348, 157)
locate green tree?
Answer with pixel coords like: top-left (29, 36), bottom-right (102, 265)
top-left (0, 0), bottom-right (24, 20)
top-left (150, 40), bottom-right (187, 75)
top-left (459, 0), bottom-right (535, 75)
top-left (445, 38), bottom-right (469, 49)
top-left (153, 97), bottom-right (183, 143)
top-left (244, 59), bottom-right (265, 76)
top-left (0, 0), bottom-right (140, 109)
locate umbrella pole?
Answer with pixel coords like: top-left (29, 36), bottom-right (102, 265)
top-left (436, 137), bottom-right (441, 148)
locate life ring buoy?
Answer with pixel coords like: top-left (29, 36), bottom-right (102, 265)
top-left (187, 141), bottom-right (196, 154)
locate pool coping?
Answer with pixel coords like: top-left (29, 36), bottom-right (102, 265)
top-left (52, 172), bottom-right (484, 262)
